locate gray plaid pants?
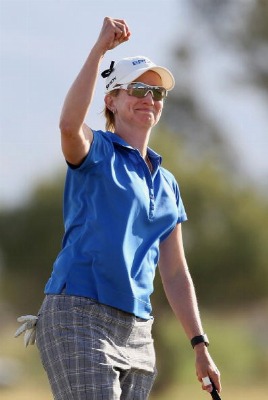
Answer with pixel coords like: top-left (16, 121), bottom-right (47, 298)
top-left (36, 295), bottom-right (157, 399)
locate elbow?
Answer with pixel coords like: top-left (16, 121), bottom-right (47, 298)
top-left (59, 114), bottom-right (70, 134)
top-left (59, 116), bottom-right (78, 139)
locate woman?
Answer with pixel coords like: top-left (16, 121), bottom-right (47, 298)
top-left (34, 17), bottom-right (221, 399)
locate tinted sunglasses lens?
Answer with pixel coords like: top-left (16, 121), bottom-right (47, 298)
top-left (131, 87), bottom-right (146, 98)
top-left (128, 84), bottom-right (166, 100)
top-left (152, 88), bottom-right (166, 100)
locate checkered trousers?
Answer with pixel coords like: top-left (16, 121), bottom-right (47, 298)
top-left (36, 295), bottom-right (157, 399)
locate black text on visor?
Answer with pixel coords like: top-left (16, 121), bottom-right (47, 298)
top-left (114, 82), bottom-right (167, 101)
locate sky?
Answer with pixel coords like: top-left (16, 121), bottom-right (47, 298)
top-left (1, 0), bottom-right (268, 208)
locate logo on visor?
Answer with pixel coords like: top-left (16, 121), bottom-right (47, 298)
top-left (132, 59), bottom-right (148, 66)
top-left (106, 77), bottom-right (116, 90)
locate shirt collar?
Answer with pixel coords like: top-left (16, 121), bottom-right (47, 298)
top-left (106, 131), bottom-right (162, 165)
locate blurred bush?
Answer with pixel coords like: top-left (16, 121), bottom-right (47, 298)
top-left (0, 174), bottom-right (64, 314)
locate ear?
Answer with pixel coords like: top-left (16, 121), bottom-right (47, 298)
top-left (104, 94), bottom-right (116, 113)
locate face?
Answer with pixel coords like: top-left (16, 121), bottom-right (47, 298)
top-left (105, 70), bottom-right (164, 131)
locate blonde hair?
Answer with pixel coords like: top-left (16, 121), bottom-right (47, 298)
top-left (103, 89), bottom-right (119, 132)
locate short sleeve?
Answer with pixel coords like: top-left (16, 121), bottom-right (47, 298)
top-left (67, 130), bottom-right (113, 171)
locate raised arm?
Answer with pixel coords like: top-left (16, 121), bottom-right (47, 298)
top-left (159, 223), bottom-right (221, 394)
top-left (59, 17), bottom-right (131, 165)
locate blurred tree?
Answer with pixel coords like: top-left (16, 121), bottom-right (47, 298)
top-left (156, 0), bottom-right (268, 307)
top-left (186, 0), bottom-right (268, 94)
top-left (164, 0), bottom-right (268, 193)
top-left (245, 0), bottom-right (268, 91)
top-left (0, 174), bottom-right (64, 314)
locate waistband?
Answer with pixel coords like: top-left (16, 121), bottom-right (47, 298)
top-left (41, 294), bottom-right (149, 323)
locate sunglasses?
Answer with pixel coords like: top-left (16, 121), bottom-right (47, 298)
top-left (114, 82), bottom-right (167, 101)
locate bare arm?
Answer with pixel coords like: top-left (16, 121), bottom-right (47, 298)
top-left (59, 17), bottom-right (131, 165)
top-left (159, 224), bottom-right (221, 394)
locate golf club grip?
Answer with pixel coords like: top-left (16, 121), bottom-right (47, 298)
top-left (210, 380), bottom-right (221, 400)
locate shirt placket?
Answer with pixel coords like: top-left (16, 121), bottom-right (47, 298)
top-left (128, 149), bottom-right (157, 221)
top-left (141, 156), bottom-right (155, 220)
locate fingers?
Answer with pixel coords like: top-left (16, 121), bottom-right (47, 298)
top-left (17, 315), bottom-right (38, 323)
top-left (210, 367), bottom-right (221, 392)
top-left (14, 322), bottom-right (28, 338)
top-left (113, 18), bottom-right (130, 39)
top-left (196, 350), bottom-right (221, 393)
top-left (202, 376), bottom-right (212, 387)
top-left (14, 315), bottom-right (38, 347)
top-left (101, 17), bottom-right (131, 50)
top-left (24, 328), bottom-right (36, 347)
top-left (111, 18), bottom-right (130, 45)
top-left (199, 375), bottom-right (212, 393)
top-left (199, 368), bottom-right (221, 393)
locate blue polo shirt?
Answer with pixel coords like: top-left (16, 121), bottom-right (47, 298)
top-left (45, 130), bottom-right (187, 319)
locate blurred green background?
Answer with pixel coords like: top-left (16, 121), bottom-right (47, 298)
top-left (1, 1), bottom-right (268, 399)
